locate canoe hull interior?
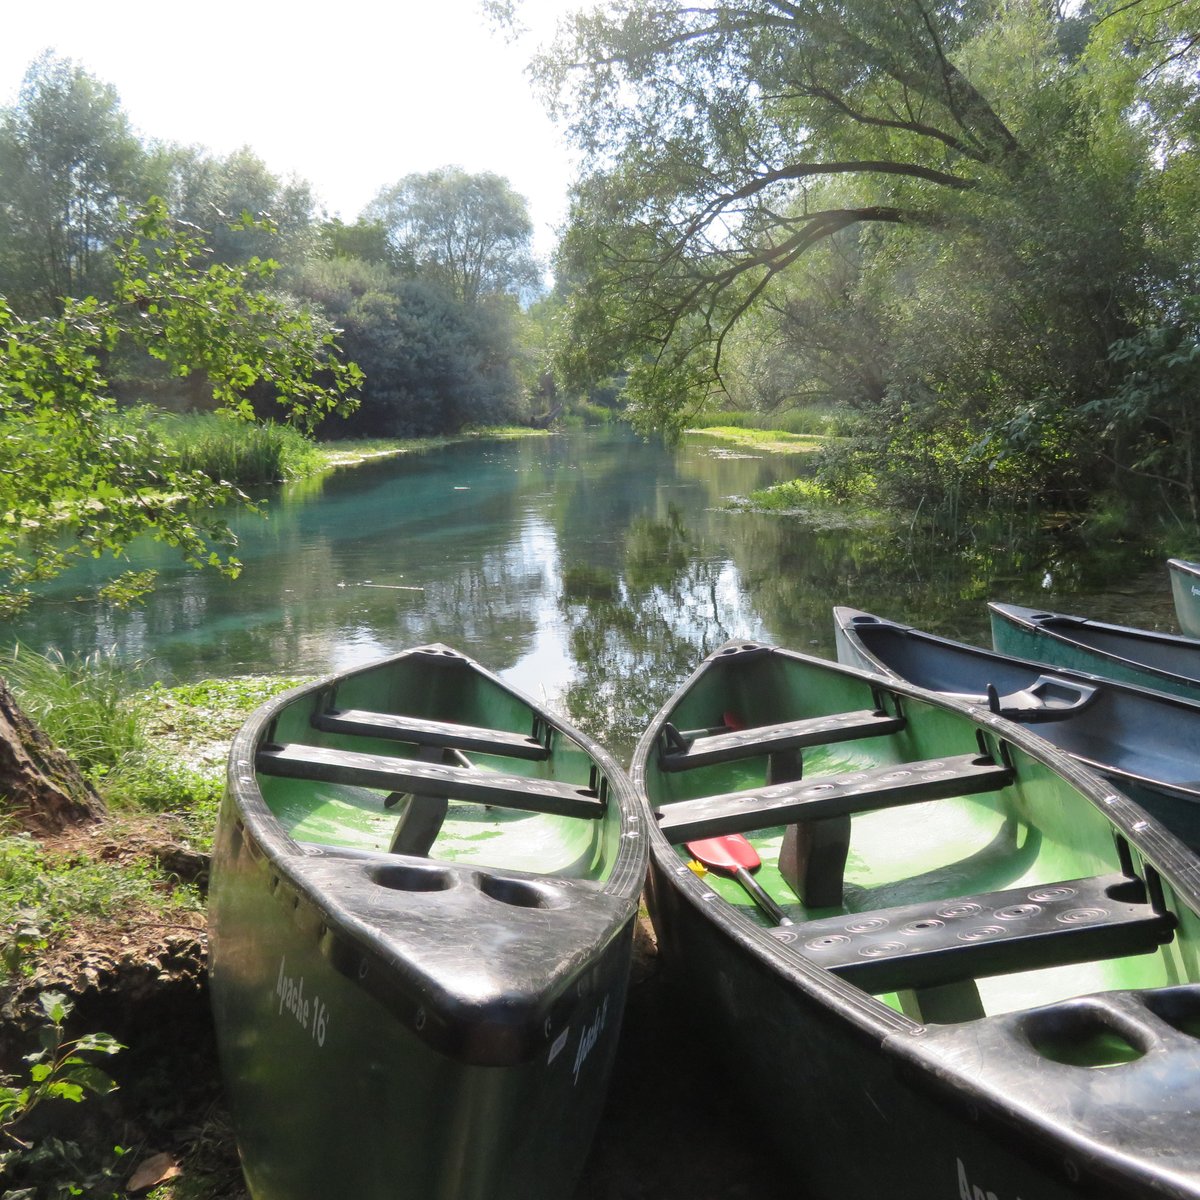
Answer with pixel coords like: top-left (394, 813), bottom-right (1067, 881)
top-left (634, 642), bottom-right (1200, 1199)
top-left (210, 644), bottom-right (645, 1200)
top-left (834, 607), bottom-right (1200, 851)
top-left (1169, 558), bottom-right (1200, 639)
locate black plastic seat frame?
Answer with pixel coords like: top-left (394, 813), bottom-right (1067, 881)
top-left (257, 743), bottom-right (605, 820)
top-left (311, 708), bottom-right (551, 761)
top-left (655, 752), bottom-right (1014, 842)
top-left (659, 707), bottom-right (906, 772)
top-left (785, 872), bottom-right (1175, 994)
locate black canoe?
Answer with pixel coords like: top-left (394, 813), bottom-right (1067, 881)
top-left (209, 644), bottom-right (647, 1200)
top-left (633, 641), bottom-right (1200, 1200)
top-left (834, 606), bottom-right (1200, 850)
top-left (990, 600), bottom-right (1200, 700)
top-left (1169, 558), bottom-right (1200, 639)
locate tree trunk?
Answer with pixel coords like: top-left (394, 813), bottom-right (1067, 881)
top-left (0, 679), bottom-right (104, 834)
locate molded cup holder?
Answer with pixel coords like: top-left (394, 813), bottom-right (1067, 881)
top-left (1023, 1006), bottom-right (1145, 1068)
top-left (478, 875), bottom-right (568, 910)
top-left (372, 863), bottom-right (455, 892)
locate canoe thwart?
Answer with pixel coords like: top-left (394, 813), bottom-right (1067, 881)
top-left (257, 743), bottom-right (606, 819)
top-left (312, 708), bottom-right (552, 760)
top-left (659, 706), bottom-right (906, 772)
top-left (655, 752), bottom-right (1013, 842)
top-left (784, 872), bottom-right (1175, 994)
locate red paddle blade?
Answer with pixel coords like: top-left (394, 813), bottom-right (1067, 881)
top-left (723, 710), bottom-right (746, 731)
top-left (686, 833), bottom-right (761, 874)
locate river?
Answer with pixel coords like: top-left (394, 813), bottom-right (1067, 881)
top-left (3, 425), bottom-right (1177, 762)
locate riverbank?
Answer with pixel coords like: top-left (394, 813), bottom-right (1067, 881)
top-left (314, 425), bottom-right (551, 470)
top-left (685, 424), bottom-right (828, 454)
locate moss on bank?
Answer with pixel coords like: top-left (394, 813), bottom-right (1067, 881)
top-left (686, 425), bottom-right (828, 454)
top-left (314, 425), bottom-right (550, 470)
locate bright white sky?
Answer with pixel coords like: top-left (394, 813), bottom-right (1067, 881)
top-left (0, 0), bottom-right (578, 263)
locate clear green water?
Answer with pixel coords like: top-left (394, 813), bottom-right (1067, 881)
top-left (2, 427), bottom-right (1175, 761)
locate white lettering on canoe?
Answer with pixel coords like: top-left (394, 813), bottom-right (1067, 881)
top-left (956, 1157), bottom-right (1023, 1200)
top-left (276, 956), bottom-right (328, 1047)
top-left (572, 994), bottom-right (610, 1085)
top-left (547, 1025), bottom-right (570, 1066)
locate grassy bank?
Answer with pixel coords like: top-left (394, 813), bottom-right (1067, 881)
top-left (1, 649), bottom-right (306, 1198)
top-left (688, 425), bottom-right (828, 454)
top-left (315, 424), bottom-right (549, 469)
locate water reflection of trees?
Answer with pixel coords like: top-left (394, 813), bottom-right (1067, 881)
top-left (554, 464), bottom-right (1168, 762)
top-left (559, 505), bottom-right (765, 760)
top-left (4, 429), bottom-right (1171, 711)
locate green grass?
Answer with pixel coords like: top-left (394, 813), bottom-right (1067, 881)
top-left (689, 425), bottom-right (827, 453)
top-left (159, 412), bottom-right (325, 484)
top-left (0, 828), bottom-right (205, 982)
top-left (737, 477), bottom-right (889, 530)
top-left (1, 652), bottom-right (308, 984)
top-left (686, 406), bottom-right (841, 436)
top-left (5, 645), bottom-right (148, 778)
top-left (315, 426), bottom-right (549, 468)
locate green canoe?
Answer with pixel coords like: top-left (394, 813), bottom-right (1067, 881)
top-left (990, 600), bottom-right (1200, 700)
top-left (633, 641), bottom-right (1200, 1199)
top-left (209, 644), bottom-right (647, 1200)
top-left (1169, 558), bottom-right (1200, 639)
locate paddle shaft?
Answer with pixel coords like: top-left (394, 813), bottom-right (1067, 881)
top-left (732, 865), bottom-right (793, 926)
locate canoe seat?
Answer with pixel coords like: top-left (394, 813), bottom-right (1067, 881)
top-left (257, 743), bottom-right (605, 819)
top-left (659, 708), bottom-right (906, 772)
top-left (789, 873), bottom-right (1175, 996)
top-left (655, 752), bottom-right (1013, 842)
top-left (311, 709), bottom-right (551, 761)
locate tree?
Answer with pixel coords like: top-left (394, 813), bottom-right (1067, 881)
top-left (290, 257), bottom-right (525, 436)
top-left (532, 1), bottom-right (1155, 439)
top-left (145, 142), bottom-right (317, 267)
top-left (365, 166), bottom-right (541, 305)
top-left (0, 52), bottom-right (144, 315)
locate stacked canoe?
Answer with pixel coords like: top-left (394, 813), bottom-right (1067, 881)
top-left (834, 605), bottom-right (1200, 850)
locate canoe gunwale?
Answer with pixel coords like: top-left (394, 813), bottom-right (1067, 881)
top-left (989, 600), bottom-right (1200, 696)
top-left (219, 643), bottom-right (647, 1068)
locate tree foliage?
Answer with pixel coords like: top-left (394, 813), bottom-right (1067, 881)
top-left (0, 52), bottom-right (143, 315)
top-left (0, 200), bottom-right (361, 613)
top-left (533, 0), bottom-right (1199, 516)
top-left (365, 166), bottom-right (541, 305)
top-left (291, 256), bottom-right (526, 436)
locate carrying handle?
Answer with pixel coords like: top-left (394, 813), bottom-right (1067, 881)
top-left (988, 674), bottom-right (1099, 723)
